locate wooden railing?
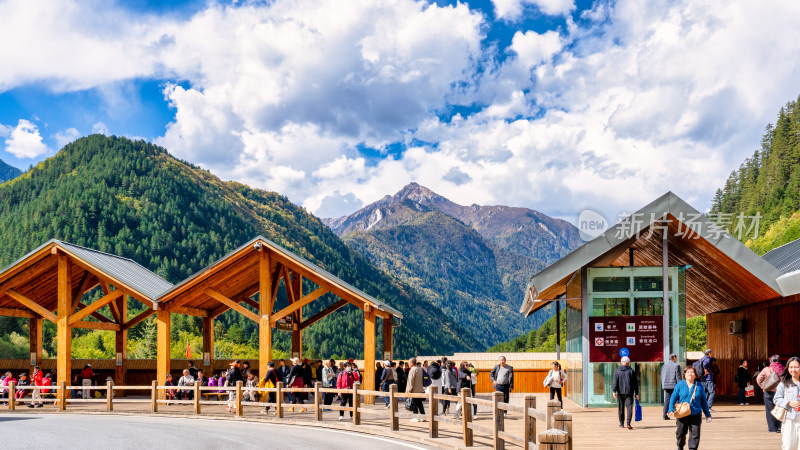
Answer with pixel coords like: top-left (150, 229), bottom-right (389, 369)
top-left (1, 381), bottom-right (574, 449)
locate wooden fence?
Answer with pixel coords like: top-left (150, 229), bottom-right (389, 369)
top-left (2, 381), bottom-right (573, 449)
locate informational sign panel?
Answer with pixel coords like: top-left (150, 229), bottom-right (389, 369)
top-left (589, 315), bottom-right (663, 362)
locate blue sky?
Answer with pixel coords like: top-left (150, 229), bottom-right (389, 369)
top-left (1, 0), bottom-right (799, 223)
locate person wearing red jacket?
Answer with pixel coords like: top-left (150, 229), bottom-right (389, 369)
top-left (28, 365), bottom-right (44, 408)
top-left (80, 364), bottom-right (94, 399)
top-left (336, 362), bottom-right (360, 421)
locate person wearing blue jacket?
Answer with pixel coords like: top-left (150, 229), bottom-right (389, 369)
top-left (668, 365), bottom-right (712, 450)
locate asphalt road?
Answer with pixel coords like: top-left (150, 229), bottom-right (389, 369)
top-left (0, 414), bottom-right (430, 449)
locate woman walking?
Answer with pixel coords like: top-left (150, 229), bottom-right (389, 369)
top-left (336, 362), bottom-right (360, 421)
top-left (543, 361), bottom-right (567, 408)
top-left (758, 355), bottom-right (786, 433)
top-left (287, 357), bottom-right (307, 413)
top-left (668, 366), bottom-right (712, 450)
top-left (441, 361), bottom-right (457, 414)
top-left (774, 357), bottom-right (800, 449)
top-left (454, 362), bottom-right (473, 418)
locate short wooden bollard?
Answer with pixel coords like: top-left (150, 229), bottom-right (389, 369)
top-left (546, 400), bottom-right (560, 429)
top-left (492, 391), bottom-right (505, 450)
top-left (554, 411), bottom-right (573, 450)
top-left (235, 381), bottom-right (243, 417)
top-left (461, 387), bottom-right (473, 447)
top-left (59, 381), bottom-right (66, 410)
top-left (428, 385), bottom-right (439, 438)
top-left (276, 382), bottom-right (283, 419)
top-left (352, 382), bottom-right (361, 425)
top-left (193, 381), bottom-right (201, 414)
top-left (524, 395), bottom-right (537, 450)
top-left (538, 429), bottom-right (569, 450)
top-left (151, 380), bottom-right (158, 413)
top-left (389, 383), bottom-right (398, 431)
top-left (314, 382), bottom-right (322, 421)
top-left (106, 381), bottom-right (114, 411)
top-left (8, 382), bottom-right (15, 411)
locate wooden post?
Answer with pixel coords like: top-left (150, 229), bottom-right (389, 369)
top-left (276, 381), bottom-right (283, 419)
top-left (524, 395), bottom-right (537, 450)
top-left (363, 305), bottom-right (376, 405)
top-left (546, 400), bottom-right (560, 430)
top-left (291, 273), bottom-right (302, 360)
top-left (151, 380), bottom-right (158, 413)
top-left (314, 382), bottom-right (322, 421)
top-left (115, 295), bottom-right (128, 389)
top-left (493, 391), bottom-right (505, 450)
top-left (156, 308), bottom-right (170, 400)
top-left (194, 381), bottom-right (201, 414)
top-left (538, 429), bottom-right (569, 450)
top-left (461, 387), bottom-right (473, 446)
top-left (382, 316), bottom-right (393, 360)
top-left (29, 316), bottom-right (43, 366)
top-left (56, 254), bottom-right (72, 398)
top-left (554, 411), bottom-right (573, 450)
top-left (428, 385), bottom-right (438, 437)
top-left (59, 381), bottom-right (66, 410)
top-left (389, 383), bottom-right (398, 431)
top-left (106, 380), bottom-right (113, 411)
top-left (235, 380), bottom-right (243, 417)
top-left (8, 382), bottom-right (15, 411)
top-left (202, 316), bottom-right (214, 372)
top-left (353, 382), bottom-right (361, 425)
top-left (258, 249), bottom-right (272, 378)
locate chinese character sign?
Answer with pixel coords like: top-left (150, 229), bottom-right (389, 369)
top-left (589, 316), bottom-right (663, 362)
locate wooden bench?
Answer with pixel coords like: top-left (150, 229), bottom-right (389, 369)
top-left (202, 392), bottom-right (227, 401)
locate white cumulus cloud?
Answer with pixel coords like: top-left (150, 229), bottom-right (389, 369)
top-left (3, 119), bottom-right (50, 158)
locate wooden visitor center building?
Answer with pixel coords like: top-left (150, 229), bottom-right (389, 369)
top-left (520, 192), bottom-right (800, 407)
top-left (0, 236), bottom-right (401, 399)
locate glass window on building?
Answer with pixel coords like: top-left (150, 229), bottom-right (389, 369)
top-left (592, 276), bottom-right (630, 292)
top-left (635, 297), bottom-right (664, 316)
top-left (592, 297), bottom-right (631, 317)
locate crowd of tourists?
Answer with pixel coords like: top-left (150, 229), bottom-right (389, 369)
top-left (157, 355), bottom-right (517, 422)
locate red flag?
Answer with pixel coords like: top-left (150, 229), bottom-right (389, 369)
top-left (186, 339), bottom-right (190, 359)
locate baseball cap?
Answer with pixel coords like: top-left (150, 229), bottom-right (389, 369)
top-left (621, 356), bottom-right (631, 363)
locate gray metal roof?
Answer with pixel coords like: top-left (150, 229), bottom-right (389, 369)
top-left (0, 239), bottom-right (173, 301)
top-left (56, 240), bottom-right (174, 300)
top-left (762, 238), bottom-right (800, 274)
top-left (160, 236), bottom-right (403, 318)
top-left (519, 191), bottom-right (787, 316)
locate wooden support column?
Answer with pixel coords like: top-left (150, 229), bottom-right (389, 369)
top-left (259, 249), bottom-right (273, 378)
top-left (29, 316), bottom-right (43, 365)
top-left (156, 308), bottom-right (171, 399)
top-left (291, 272), bottom-right (302, 359)
top-left (363, 304), bottom-right (376, 404)
top-left (382, 316), bottom-right (393, 361)
top-left (56, 254), bottom-right (72, 398)
top-left (115, 295), bottom-right (128, 388)
top-left (203, 316), bottom-right (214, 371)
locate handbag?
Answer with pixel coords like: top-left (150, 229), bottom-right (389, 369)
top-left (404, 397), bottom-right (413, 411)
top-left (763, 370), bottom-right (781, 391)
top-left (771, 404), bottom-right (787, 422)
top-left (673, 383), bottom-right (698, 419)
top-left (745, 384), bottom-right (755, 398)
top-left (634, 399), bottom-right (642, 422)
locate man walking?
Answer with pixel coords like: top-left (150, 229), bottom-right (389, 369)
top-left (612, 356), bottom-right (639, 429)
top-left (700, 349), bottom-right (716, 412)
top-left (661, 354), bottom-right (681, 420)
top-left (406, 357), bottom-right (426, 422)
top-left (490, 356), bottom-right (514, 412)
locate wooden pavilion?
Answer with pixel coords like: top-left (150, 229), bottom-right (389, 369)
top-left (0, 240), bottom-right (173, 394)
top-left (156, 236), bottom-right (402, 399)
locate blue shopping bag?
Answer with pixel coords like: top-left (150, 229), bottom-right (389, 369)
top-left (635, 399), bottom-right (643, 422)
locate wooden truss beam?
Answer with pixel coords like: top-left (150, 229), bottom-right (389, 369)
top-left (205, 288), bottom-right (259, 323)
top-left (271, 286), bottom-right (327, 326)
top-left (68, 290), bottom-right (123, 325)
top-left (300, 299), bottom-right (348, 330)
top-left (5, 289), bottom-right (57, 323)
top-left (123, 308), bottom-right (155, 331)
top-left (73, 320), bottom-right (121, 331)
top-left (0, 306), bottom-right (35, 319)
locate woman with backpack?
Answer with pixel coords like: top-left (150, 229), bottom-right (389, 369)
top-left (758, 354), bottom-right (786, 433)
top-left (774, 356), bottom-right (800, 448)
